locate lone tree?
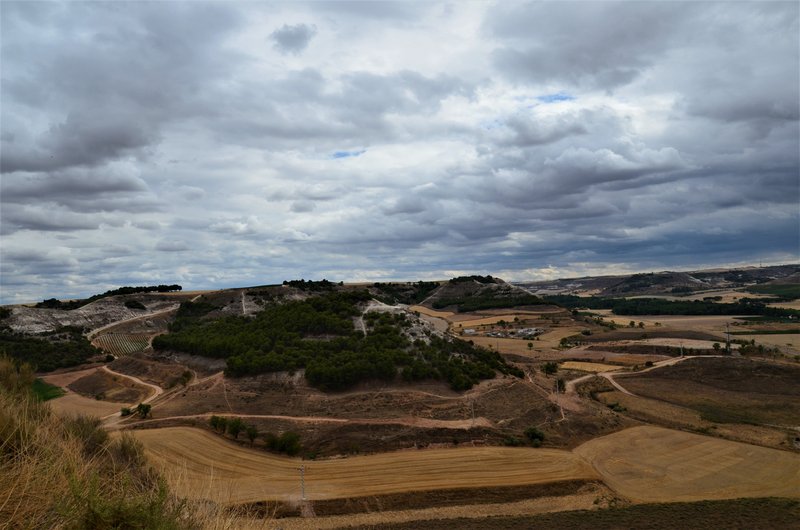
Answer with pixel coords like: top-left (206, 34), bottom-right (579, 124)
top-left (542, 362), bottom-right (558, 376)
top-left (245, 425), bottom-right (258, 446)
top-left (524, 426), bottom-right (545, 447)
top-left (135, 403), bottom-right (151, 418)
top-left (227, 418), bottom-right (245, 439)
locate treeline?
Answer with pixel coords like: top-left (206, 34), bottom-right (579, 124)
top-left (35, 284), bottom-right (182, 310)
top-left (542, 295), bottom-right (799, 317)
top-left (745, 284), bottom-right (800, 300)
top-left (448, 275), bottom-right (497, 284)
top-left (282, 279), bottom-right (341, 291)
top-left (209, 416), bottom-right (301, 455)
top-left (167, 300), bottom-right (221, 332)
top-left (371, 281), bottom-right (440, 305)
top-left (0, 328), bottom-right (100, 372)
top-left (433, 293), bottom-right (543, 312)
top-left (154, 291), bottom-right (520, 391)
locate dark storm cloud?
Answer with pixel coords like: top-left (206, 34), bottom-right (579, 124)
top-left (486, 1), bottom-right (689, 89)
top-left (1, 1), bottom-right (244, 174)
top-left (271, 23), bottom-right (317, 54)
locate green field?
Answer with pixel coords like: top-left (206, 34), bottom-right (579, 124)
top-left (31, 378), bottom-right (65, 401)
top-left (746, 284), bottom-right (800, 299)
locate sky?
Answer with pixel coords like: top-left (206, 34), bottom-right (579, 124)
top-left (1, 1), bottom-right (798, 304)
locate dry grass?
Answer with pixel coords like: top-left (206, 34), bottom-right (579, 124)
top-left (575, 426), bottom-right (800, 502)
top-left (407, 306), bottom-right (454, 319)
top-left (561, 362), bottom-right (619, 373)
top-left (0, 357), bottom-right (266, 530)
top-left (132, 427), bottom-right (597, 504)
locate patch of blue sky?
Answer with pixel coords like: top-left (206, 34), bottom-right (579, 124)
top-left (330, 149), bottom-right (366, 159)
top-left (536, 92), bottom-right (575, 103)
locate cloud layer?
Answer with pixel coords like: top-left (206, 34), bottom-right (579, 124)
top-left (1, 1), bottom-right (798, 303)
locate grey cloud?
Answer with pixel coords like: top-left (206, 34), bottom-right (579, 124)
top-left (1, 112), bottom-right (152, 173)
top-left (271, 24), bottom-right (317, 54)
top-left (486, 2), bottom-right (688, 89)
top-left (1, 204), bottom-right (101, 233)
top-left (290, 201), bottom-right (316, 213)
top-left (155, 240), bottom-right (190, 252)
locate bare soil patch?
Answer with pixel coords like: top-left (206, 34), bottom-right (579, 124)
top-left (617, 357), bottom-right (800, 427)
top-left (110, 355), bottom-right (189, 388)
top-left (356, 497), bottom-right (800, 530)
top-left (67, 368), bottom-right (150, 403)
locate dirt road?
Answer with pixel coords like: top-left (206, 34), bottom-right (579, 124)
top-left (87, 304), bottom-right (180, 339)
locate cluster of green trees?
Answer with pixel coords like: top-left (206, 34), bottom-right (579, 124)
top-left (154, 291), bottom-right (520, 391)
top-left (35, 284), bottom-right (182, 310)
top-left (542, 295), bottom-right (799, 318)
top-left (448, 275), bottom-right (497, 284)
top-left (282, 279), bottom-right (340, 291)
top-left (209, 416), bottom-right (301, 455)
top-left (166, 300), bottom-right (221, 332)
top-left (370, 281), bottom-right (440, 305)
top-left (0, 328), bottom-right (99, 372)
top-left (433, 293), bottom-right (543, 312)
top-left (745, 284), bottom-right (800, 300)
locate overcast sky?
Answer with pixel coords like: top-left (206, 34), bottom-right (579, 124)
top-left (1, 1), bottom-right (798, 303)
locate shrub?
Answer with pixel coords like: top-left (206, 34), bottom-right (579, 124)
top-left (124, 300), bottom-right (147, 310)
top-left (524, 427), bottom-right (545, 443)
top-left (227, 418), bottom-right (245, 439)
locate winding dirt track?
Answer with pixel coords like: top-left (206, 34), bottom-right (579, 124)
top-left (132, 427), bottom-right (596, 504)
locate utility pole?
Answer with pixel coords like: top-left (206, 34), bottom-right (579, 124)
top-left (725, 323), bottom-right (731, 354)
top-left (297, 465), bottom-right (306, 501)
top-left (471, 399), bottom-right (475, 428)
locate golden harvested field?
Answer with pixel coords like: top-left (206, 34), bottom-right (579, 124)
top-left (471, 327), bottom-right (582, 355)
top-left (575, 426), bottom-right (800, 502)
top-left (561, 361), bottom-right (618, 373)
top-left (454, 314), bottom-right (544, 328)
top-left (592, 311), bottom-right (737, 333)
top-left (769, 300), bottom-right (800, 310)
top-left (46, 393), bottom-right (126, 418)
top-left (408, 306), bottom-right (454, 319)
top-left (735, 333), bottom-right (799, 349)
top-left (133, 427), bottom-right (597, 504)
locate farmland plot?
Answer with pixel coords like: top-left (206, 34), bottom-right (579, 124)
top-left (93, 333), bottom-right (150, 356)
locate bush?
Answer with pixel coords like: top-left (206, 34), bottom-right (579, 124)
top-left (502, 436), bottom-right (524, 447)
top-left (524, 427), bottom-right (545, 443)
top-left (542, 362), bottom-right (558, 375)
